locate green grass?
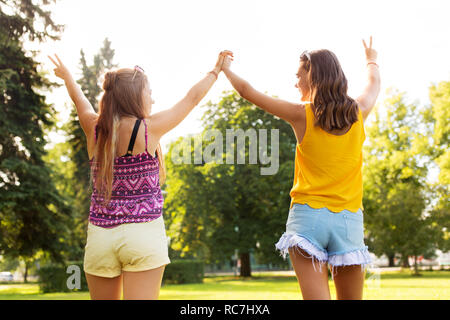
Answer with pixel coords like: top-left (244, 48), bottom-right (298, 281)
top-left (0, 270), bottom-right (448, 300)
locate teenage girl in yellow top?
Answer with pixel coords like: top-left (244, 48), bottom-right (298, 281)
top-left (221, 37), bottom-right (380, 300)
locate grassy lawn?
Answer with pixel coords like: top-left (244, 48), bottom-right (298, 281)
top-left (0, 270), bottom-right (448, 300)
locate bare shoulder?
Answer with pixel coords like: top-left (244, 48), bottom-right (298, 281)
top-left (288, 103), bottom-right (307, 136)
top-left (291, 103), bottom-right (307, 123)
top-left (287, 103), bottom-right (307, 144)
top-left (143, 115), bottom-right (154, 128)
top-left (143, 116), bottom-right (162, 137)
top-left (277, 100), bottom-right (306, 124)
top-left (297, 103), bottom-right (307, 114)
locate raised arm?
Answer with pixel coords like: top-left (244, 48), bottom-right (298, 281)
top-left (221, 51), bottom-right (304, 125)
top-left (48, 54), bottom-right (98, 135)
top-left (356, 36), bottom-right (381, 121)
top-left (149, 52), bottom-right (225, 137)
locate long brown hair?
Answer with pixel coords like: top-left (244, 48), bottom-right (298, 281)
top-left (301, 49), bottom-right (359, 132)
top-left (92, 68), bottom-right (166, 204)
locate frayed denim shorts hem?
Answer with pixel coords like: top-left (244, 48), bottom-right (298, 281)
top-left (275, 203), bottom-right (372, 274)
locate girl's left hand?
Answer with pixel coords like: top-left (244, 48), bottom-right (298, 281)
top-left (48, 54), bottom-right (71, 81)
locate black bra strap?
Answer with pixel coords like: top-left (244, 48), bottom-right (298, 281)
top-left (125, 119), bottom-right (141, 156)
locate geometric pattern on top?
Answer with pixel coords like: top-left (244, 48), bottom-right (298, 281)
top-left (88, 119), bottom-right (163, 228)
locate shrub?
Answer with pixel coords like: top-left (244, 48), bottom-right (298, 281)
top-left (38, 261), bottom-right (88, 293)
top-left (163, 259), bottom-right (204, 284)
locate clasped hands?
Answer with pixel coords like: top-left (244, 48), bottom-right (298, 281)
top-left (211, 50), bottom-right (234, 77)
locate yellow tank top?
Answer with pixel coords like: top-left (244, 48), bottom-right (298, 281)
top-left (289, 103), bottom-right (365, 213)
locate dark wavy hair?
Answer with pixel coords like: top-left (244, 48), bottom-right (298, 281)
top-left (301, 49), bottom-right (359, 132)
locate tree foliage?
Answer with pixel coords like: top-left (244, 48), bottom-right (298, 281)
top-left (0, 0), bottom-right (63, 43)
top-left (0, 0), bottom-right (70, 266)
top-left (424, 81), bottom-right (450, 252)
top-left (363, 89), bottom-right (446, 271)
top-left (164, 91), bottom-right (296, 276)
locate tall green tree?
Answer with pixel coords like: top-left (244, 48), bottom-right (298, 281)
top-left (164, 91), bottom-right (296, 276)
top-left (363, 90), bottom-right (441, 272)
top-left (0, 0), bottom-right (71, 280)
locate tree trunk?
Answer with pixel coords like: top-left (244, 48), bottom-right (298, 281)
top-left (239, 252), bottom-right (251, 277)
top-left (413, 256), bottom-right (420, 275)
top-left (23, 262), bottom-right (29, 283)
top-left (388, 254), bottom-right (395, 267)
top-left (401, 256), bottom-right (410, 268)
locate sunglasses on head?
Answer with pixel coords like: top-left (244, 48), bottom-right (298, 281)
top-left (135, 65), bottom-right (145, 73)
top-left (300, 50), bottom-right (311, 61)
top-left (132, 65), bottom-right (145, 80)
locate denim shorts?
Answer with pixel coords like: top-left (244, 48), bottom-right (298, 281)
top-left (275, 203), bottom-right (372, 272)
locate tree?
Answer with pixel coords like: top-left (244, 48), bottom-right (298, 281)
top-left (164, 91), bottom-right (296, 277)
top-left (0, 0), bottom-right (63, 43)
top-left (43, 131), bottom-right (82, 260)
top-left (424, 81), bottom-right (450, 253)
top-left (0, 254), bottom-right (19, 272)
top-left (0, 0), bottom-right (71, 280)
top-left (363, 89), bottom-right (442, 273)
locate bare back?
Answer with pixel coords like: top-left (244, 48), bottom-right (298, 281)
top-left (87, 116), bottom-right (161, 159)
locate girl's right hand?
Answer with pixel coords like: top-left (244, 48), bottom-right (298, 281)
top-left (362, 36), bottom-right (377, 63)
top-left (48, 54), bottom-right (71, 81)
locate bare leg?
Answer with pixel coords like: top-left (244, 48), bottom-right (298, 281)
top-left (85, 273), bottom-right (123, 300)
top-left (122, 265), bottom-right (166, 300)
top-left (333, 265), bottom-right (365, 300)
top-left (289, 247), bottom-right (331, 300)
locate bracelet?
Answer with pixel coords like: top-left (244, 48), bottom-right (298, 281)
top-left (367, 62), bottom-right (379, 68)
top-left (208, 70), bottom-right (218, 80)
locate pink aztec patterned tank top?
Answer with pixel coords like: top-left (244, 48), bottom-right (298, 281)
top-left (88, 118), bottom-right (163, 228)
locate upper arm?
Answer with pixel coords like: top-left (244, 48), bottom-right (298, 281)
top-left (356, 94), bottom-right (374, 122)
top-left (240, 85), bottom-right (305, 124)
top-left (356, 78), bottom-right (381, 122)
top-left (81, 107), bottom-right (98, 160)
top-left (75, 97), bottom-right (98, 137)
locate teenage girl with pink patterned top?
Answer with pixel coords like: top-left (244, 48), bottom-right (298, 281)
top-left (49, 52), bottom-right (226, 300)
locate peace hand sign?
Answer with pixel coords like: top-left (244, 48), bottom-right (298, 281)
top-left (362, 36), bottom-right (377, 63)
top-left (48, 54), bottom-right (71, 81)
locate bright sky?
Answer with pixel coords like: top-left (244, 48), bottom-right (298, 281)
top-left (36, 0), bottom-right (450, 151)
